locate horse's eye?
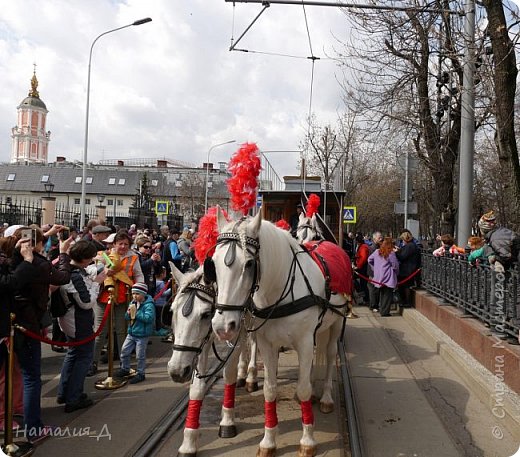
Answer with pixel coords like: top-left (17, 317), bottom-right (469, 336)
top-left (245, 259), bottom-right (254, 270)
top-left (201, 311), bottom-right (212, 320)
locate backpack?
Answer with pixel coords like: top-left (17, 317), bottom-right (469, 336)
top-left (162, 239), bottom-right (182, 272)
top-left (49, 289), bottom-right (75, 318)
top-left (488, 227), bottom-right (520, 267)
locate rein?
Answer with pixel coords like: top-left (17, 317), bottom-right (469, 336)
top-left (214, 223), bottom-right (347, 336)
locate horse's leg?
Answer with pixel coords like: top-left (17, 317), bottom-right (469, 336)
top-left (256, 338), bottom-right (278, 457)
top-left (236, 341), bottom-right (248, 388)
top-left (178, 349), bottom-right (209, 457)
top-left (219, 330), bottom-right (245, 438)
top-left (294, 336), bottom-right (318, 457)
top-left (319, 317), bottom-right (343, 414)
top-left (246, 332), bottom-right (259, 392)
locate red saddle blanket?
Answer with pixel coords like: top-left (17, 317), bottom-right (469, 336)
top-left (304, 241), bottom-right (353, 295)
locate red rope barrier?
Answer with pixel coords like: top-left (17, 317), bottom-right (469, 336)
top-left (14, 301), bottom-right (112, 347)
top-left (354, 268), bottom-right (421, 287)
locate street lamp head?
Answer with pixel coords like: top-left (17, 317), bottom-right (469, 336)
top-left (133, 18), bottom-right (152, 26)
top-left (44, 182), bottom-right (55, 197)
top-left (97, 193), bottom-right (105, 204)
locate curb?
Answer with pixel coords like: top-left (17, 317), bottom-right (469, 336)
top-left (402, 308), bottom-right (520, 442)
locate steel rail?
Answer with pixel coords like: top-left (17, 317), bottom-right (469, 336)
top-left (130, 372), bottom-right (220, 457)
top-left (338, 336), bottom-right (363, 457)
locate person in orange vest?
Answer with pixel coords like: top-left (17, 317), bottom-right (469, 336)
top-left (87, 231), bottom-right (144, 377)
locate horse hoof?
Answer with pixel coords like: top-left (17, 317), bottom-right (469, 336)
top-left (256, 447), bottom-right (276, 457)
top-left (297, 444), bottom-right (317, 457)
top-left (218, 425), bottom-right (237, 438)
top-left (178, 452), bottom-right (197, 457)
top-left (236, 378), bottom-right (246, 388)
top-left (246, 381), bottom-right (259, 392)
top-left (320, 402), bottom-right (334, 414)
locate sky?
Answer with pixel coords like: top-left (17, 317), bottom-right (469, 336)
top-left (0, 0), bottom-right (351, 178)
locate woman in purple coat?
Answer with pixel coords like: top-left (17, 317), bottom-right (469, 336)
top-left (368, 237), bottom-right (399, 317)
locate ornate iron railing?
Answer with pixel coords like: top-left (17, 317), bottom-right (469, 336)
top-left (421, 252), bottom-right (519, 342)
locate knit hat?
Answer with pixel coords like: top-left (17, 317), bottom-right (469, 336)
top-left (131, 282), bottom-right (148, 296)
top-left (478, 210), bottom-right (496, 235)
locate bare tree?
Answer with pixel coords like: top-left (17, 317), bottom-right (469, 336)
top-left (335, 0), bottom-right (501, 234)
top-left (481, 0), bottom-right (520, 228)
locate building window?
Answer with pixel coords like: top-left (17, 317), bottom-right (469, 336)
top-left (75, 176), bottom-right (82, 184)
top-left (6, 174), bottom-right (15, 181)
top-left (107, 199), bottom-right (114, 206)
top-left (41, 175), bottom-right (49, 182)
top-left (86, 177), bottom-right (93, 184)
top-left (117, 199), bottom-right (123, 206)
top-left (85, 198), bottom-right (91, 205)
top-left (118, 178), bottom-right (126, 185)
top-left (108, 178), bottom-right (116, 185)
top-left (151, 179), bottom-right (158, 186)
top-left (74, 198), bottom-right (80, 205)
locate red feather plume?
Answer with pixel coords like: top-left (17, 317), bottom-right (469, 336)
top-left (306, 194), bottom-right (320, 217)
top-left (275, 219), bottom-right (290, 231)
top-left (193, 207), bottom-right (230, 265)
top-left (227, 143), bottom-right (262, 215)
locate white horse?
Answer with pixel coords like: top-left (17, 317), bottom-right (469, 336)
top-left (207, 209), bottom-right (351, 457)
top-left (166, 263), bottom-right (257, 457)
top-left (296, 211), bottom-right (321, 244)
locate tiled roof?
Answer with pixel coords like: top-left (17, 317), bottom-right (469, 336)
top-left (0, 163), bottom-right (230, 198)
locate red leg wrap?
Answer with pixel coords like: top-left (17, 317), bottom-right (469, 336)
top-left (223, 383), bottom-right (236, 409)
top-left (301, 400), bottom-right (314, 425)
top-left (185, 399), bottom-right (203, 429)
top-left (265, 401), bottom-right (278, 428)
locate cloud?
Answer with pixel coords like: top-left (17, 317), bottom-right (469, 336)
top-left (0, 0), bottom-right (348, 176)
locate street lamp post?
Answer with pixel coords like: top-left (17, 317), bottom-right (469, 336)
top-left (204, 140), bottom-right (236, 212)
top-left (79, 17), bottom-right (152, 230)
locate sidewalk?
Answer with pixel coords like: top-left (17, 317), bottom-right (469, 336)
top-left (346, 305), bottom-right (520, 457)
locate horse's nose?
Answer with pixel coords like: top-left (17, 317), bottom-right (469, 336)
top-left (228, 321), bottom-right (236, 332)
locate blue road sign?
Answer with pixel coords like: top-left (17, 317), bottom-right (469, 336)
top-left (155, 201), bottom-right (169, 215)
top-left (342, 206), bottom-right (357, 224)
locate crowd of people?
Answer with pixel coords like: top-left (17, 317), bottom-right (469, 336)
top-left (347, 210), bottom-right (519, 317)
top-left (0, 209), bottom-right (517, 444)
top-left (0, 219), bottom-right (196, 443)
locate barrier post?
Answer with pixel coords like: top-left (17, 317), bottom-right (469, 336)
top-left (95, 288), bottom-right (127, 390)
top-left (2, 314), bottom-right (34, 456)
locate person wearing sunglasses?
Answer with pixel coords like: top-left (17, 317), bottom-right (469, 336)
top-left (135, 236), bottom-right (162, 300)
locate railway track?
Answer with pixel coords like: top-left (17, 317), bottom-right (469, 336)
top-left (132, 338), bottom-right (361, 457)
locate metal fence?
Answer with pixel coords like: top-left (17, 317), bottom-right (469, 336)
top-left (0, 197), bottom-right (42, 226)
top-left (421, 252), bottom-right (520, 342)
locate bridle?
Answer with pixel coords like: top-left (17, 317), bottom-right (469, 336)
top-left (170, 278), bottom-right (247, 381)
top-left (171, 281), bottom-right (216, 355)
top-left (213, 221), bottom-right (261, 314)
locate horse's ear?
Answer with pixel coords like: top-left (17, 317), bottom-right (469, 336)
top-left (203, 258), bottom-right (216, 284)
top-left (169, 261), bottom-right (184, 286)
top-left (299, 212), bottom-right (306, 223)
top-left (216, 205), bottom-right (227, 233)
top-left (250, 206), bottom-right (262, 235)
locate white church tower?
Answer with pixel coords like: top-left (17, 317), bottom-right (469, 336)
top-left (11, 67), bottom-right (51, 164)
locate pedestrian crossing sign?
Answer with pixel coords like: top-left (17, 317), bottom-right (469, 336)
top-left (155, 201), bottom-right (169, 215)
top-left (342, 206), bottom-right (357, 224)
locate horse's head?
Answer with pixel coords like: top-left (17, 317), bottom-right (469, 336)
top-left (296, 212), bottom-right (319, 243)
top-left (167, 262), bottom-right (216, 383)
top-left (208, 208), bottom-right (262, 342)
